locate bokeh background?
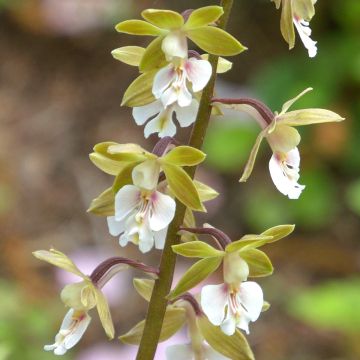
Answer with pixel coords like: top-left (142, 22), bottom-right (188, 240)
top-left (0, 0), bottom-right (359, 359)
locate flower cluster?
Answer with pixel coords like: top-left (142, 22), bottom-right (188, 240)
top-left (32, 3), bottom-right (345, 359)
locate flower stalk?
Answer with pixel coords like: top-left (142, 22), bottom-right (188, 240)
top-left (135, 1), bottom-right (235, 359)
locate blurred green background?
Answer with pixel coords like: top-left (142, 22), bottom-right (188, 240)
top-left (0, 0), bottom-right (359, 359)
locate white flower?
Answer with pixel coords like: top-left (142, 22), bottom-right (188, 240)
top-left (166, 343), bottom-right (229, 360)
top-left (201, 282), bottom-right (263, 336)
top-left (133, 99), bottom-right (199, 138)
top-left (293, 16), bottom-right (317, 58)
top-left (152, 57), bottom-right (212, 108)
top-left (107, 162), bottom-right (176, 252)
top-left (44, 309), bottom-right (91, 355)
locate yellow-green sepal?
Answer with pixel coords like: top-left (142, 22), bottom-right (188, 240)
top-left (161, 162), bottom-right (204, 212)
top-left (162, 146), bottom-right (206, 166)
top-left (141, 9), bottom-right (184, 29)
top-left (239, 248), bottom-right (274, 277)
top-left (60, 281), bottom-right (97, 311)
top-left (112, 162), bottom-right (138, 193)
top-left (115, 19), bottom-right (165, 36)
top-left (198, 316), bottom-right (255, 360)
top-left (87, 187), bottom-right (115, 216)
top-left (172, 241), bottom-right (225, 258)
top-left (225, 235), bottom-right (273, 253)
top-left (184, 6), bottom-right (224, 29)
top-left (261, 224), bottom-right (295, 243)
top-left (167, 256), bottom-right (223, 300)
top-left (139, 36), bottom-right (167, 72)
top-left (94, 287), bottom-right (115, 339)
top-left (280, 0), bottom-right (295, 49)
top-left (187, 26), bottom-right (247, 56)
top-left (111, 46), bottom-right (145, 66)
top-left (121, 70), bottom-right (157, 107)
top-left (119, 306), bottom-right (186, 344)
top-left (201, 54), bottom-right (233, 73)
top-left (133, 278), bottom-right (155, 302)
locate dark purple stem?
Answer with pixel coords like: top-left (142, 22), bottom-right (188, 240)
top-left (180, 226), bottom-right (231, 250)
top-left (90, 257), bottom-right (159, 284)
top-left (181, 9), bottom-right (194, 22)
top-left (173, 293), bottom-right (203, 316)
top-left (152, 137), bottom-right (174, 157)
top-left (188, 50), bottom-right (202, 60)
top-left (212, 97), bottom-right (275, 125)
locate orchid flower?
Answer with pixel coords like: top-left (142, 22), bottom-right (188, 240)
top-left (213, 88), bottom-right (344, 199)
top-left (153, 57), bottom-right (212, 108)
top-left (272, 0), bottom-right (318, 57)
top-left (107, 160), bottom-right (176, 253)
top-left (33, 249), bottom-right (122, 355)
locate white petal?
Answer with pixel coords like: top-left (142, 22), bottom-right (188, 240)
top-left (132, 160), bottom-right (160, 190)
top-left (153, 64), bottom-right (176, 99)
top-left (286, 147), bottom-right (301, 168)
top-left (268, 150), bottom-right (305, 199)
top-left (174, 100), bottom-right (199, 127)
top-left (132, 100), bottom-right (163, 125)
top-left (238, 282), bottom-right (264, 322)
top-left (54, 345), bottom-right (67, 355)
top-left (220, 314), bottom-right (236, 336)
top-left (185, 58), bottom-right (212, 92)
top-left (59, 308), bottom-right (75, 330)
top-left (176, 83), bottom-right (193, 108)
top-left (154, 227), bottom-right (168, 250)
top-left (144, 109), bottom-right (177, 138)
top-left (293, 18), bottom-right (317, 58)
top-left (63, 312), bottom-right (91, 349)
top-left (161, 86), bottom-right (179, 107)
top-left (138, 222), bottom-right (155, 253)
top-left (114, 185), bottom-right (140, 221)
top-left (107, 216), bottom-right (125, 236)
top-left (165, 344), bottom-right (194, 360)
top-left (201, 284), bottom-right (228, 326)
top-left (149, 191), bottom-right (176, 231)
top-left (161, 33), bottom-right (188, 60)
top-left (119, 232), bottom-right (130, 247)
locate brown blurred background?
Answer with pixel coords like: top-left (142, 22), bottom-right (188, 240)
top-left (0, 0), bottom-right (359, 359)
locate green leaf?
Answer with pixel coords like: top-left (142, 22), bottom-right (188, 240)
top-left (184, 6), bottom-right (224, 29)
top-left (198, 316), bottom-right (255, 360)
top-left (168, 257), bottom-right (223, 300)
top-left (115, 19), bottom-right (165, 36)
top-left (121, 70), bottom-right (157, 107)
top-left (119, 307), bottom-right (186, 344)
top-left (133, 278), bottom-right (155, 302)
top-left (172, 241), bottom-right (225, 258)
top-left (261, 224), bottom-right (295, 243)
top-left (161, 162), bottom-right (203, 211)
top-left (162, 146), bottom-right (206, 166)
top-left (87, 187), bottom-right (114, 216)
top-left (139, 36), bottom-right (167, 72)
top-left (141, 9), bottom-right (184, 29)
top-left (111, 46), bottom-right (145, 66)
top-left (225, 235), bottom-right (273, 253)
top-left (240, 248), bottom-right (274, 277)
top-left (187, 26), bottom-right (246, 56)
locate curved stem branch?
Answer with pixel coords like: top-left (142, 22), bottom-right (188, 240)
top-left (135, 1), bottom-right (234, 359)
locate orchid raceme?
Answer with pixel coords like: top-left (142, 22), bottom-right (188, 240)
top-left (213, 88), bottom-right (345, 199)
top-left (32, 249), bottom-right (121, 354)
top-left (272, 0), bottom-right (318, 57)
top-left (115, 6), bottom-right (246, 72)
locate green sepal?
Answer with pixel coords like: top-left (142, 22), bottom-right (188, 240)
top-left (139, 36), bottom-right (167, 72)
top-left (87, 187), bottom-right (115, 216)
top-left (121, 70), bottom-right (157, 107)
top-left (111, 46), bottom-right (145, 66)
top-left (225, 235), bottom-right (273, 253)
top-left (198, 316), bottom-right (255, 360)
top-left (172, 241), bottom-right (225, 258)
top-left (119, 307), bottom-right (186, 344)
top-left (161, 162), bottom-right (204, 212)
top-left (187, 26), bottom-right (246, 56)
top-left (89, 152), bottom-right (130, 176)
top-left (94, 142), bottom-right (149, 162)
top-left (261, 224), bottom-right (295, 243)
top-left (115, 19), bottom-right (165, 36)
top-left (167, 257), bottom-right (223, 300)
top-left (280, 0), bottom-right (295, 49)
top-left (133, 278), bottom-right (155, 302)
top-left (262, 301), bottom-right (271, 312)
top-left (112, 162), bottom-right (138, 193)
top-left (194, 180), bottom-right (219, 202)
top-left (141, 9), bottom-right (184, 29)
top-left (181, 209), bottom-right (199, 242)
top-left (239, 248), bottom-right (274, 277)
top-left (184, 6), bottom-right (224, 29)
top-left (162, 146), bottom-right (206, 166)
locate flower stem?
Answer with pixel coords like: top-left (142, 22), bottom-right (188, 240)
top-left (135, 1), bottom-right (234, 358)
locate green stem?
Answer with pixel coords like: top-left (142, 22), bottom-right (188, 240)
top-left (136, 1), bottom-right (234, 358)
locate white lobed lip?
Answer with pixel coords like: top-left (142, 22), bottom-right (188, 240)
top-left (293, 18), bottom-right (318, 58)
